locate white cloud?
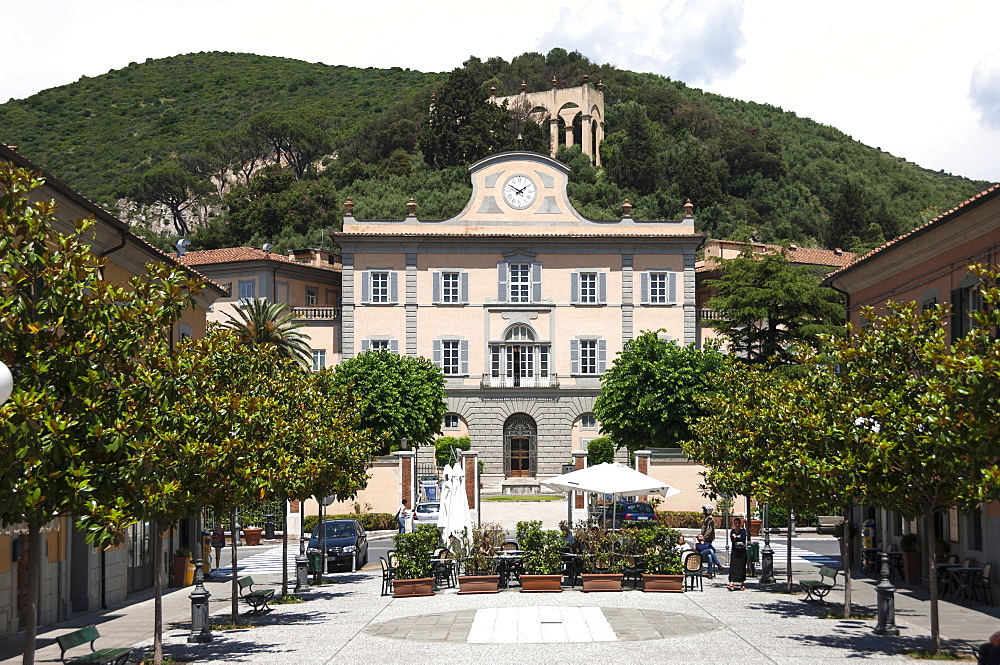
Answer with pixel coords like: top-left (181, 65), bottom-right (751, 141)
top-left (537, 0), bottom-right (746, 85)
top-left (971, 48), bottom-right (1000, 130)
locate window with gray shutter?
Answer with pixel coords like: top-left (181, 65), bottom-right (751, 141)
top-left (389, 339), bottom-right (399, 354)
top-left (460, 339), bottom-right (469, 375)
top-left (361, 339), bottom-right (372, 352)
top-left (667, 272), bottom-right (677, 305)
top-left (460, 272), bottom-right (469, 304)
top-left (531, 262), bottom-right (542, 302)
top-left (570, 272), bottom-right (580, 304)
top-left (598, 339), bottom-right (607, 373)
top-left (639, 272), bottom-right (649, 304)
top-left (432, 339), bottom-right (442, 366)
top-left (361, 271), bottom-right (371, 304)
top-left (432, 272), bottom-right (441, 303)
top-left (598, 272), bottom-right (607, 304)
top-left (570, 339), bottom-right (580, 375)
top-left (497, 262), bottom-right (508, 303)
top-left (389, 271), bottom-right (399, 303)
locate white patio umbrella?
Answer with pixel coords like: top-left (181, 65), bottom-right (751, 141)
top-left (438, 462), bottom-right (472, 545)
top-left (540, 462), bottom-right (681, 526)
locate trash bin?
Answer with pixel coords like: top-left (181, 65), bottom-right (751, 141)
top-left (748, 542), bottom-right (760, 576)
top-left (307, 551), bottom-right (322, 574)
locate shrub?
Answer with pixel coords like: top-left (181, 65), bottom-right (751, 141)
top-left (586, 436), bottom-right (615, 466)
top-left (632, 524), bottom-right (683, 574)
top-left (393, 524), bottom-right (441, 580)
top-left (302, 513), bottom-right (396, 534)
top-left (450, 521), bottom-right (505, 576)
top-left (435, 436), bottom-right (470, 467)
top-left (654, 511), bottom-right (703, 528)
top-left (516, 520), bottom-right (564, 575)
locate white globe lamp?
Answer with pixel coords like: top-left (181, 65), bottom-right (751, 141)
top-left (0, 360), bottom-right (12, 406)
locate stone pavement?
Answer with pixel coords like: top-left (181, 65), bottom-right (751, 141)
top-left (2, 543), bottom-right (998, 665)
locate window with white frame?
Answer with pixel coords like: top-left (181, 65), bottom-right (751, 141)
top-left (443, 413), bottom-right (460, 429)
top-left (361, 270), bottom-right (398, 304)
top-left (433, 339), bottom-right (469, 375)
top-left (312, 349), bottom-right (326, 371)
top-left (580, 413), bottom-right (598, 429)
top-left (640, 271), bottom-right (678, 305)
top-left (570, 338), bottom-right (607, 375)
top-left (305, 287), bottom-right (318, 306)
top-left (238, 279), bottom-right (255, 301)
top-left (509, 263), bottom-right (530, 303)
top-left (433, 271), bottom-right (468, 304)
top-left (362, 339), bottom-right (399, 354)
top-left (579, 272), bottom-right (598, 303)
top-left (572, 271), bottom-right (607, 305)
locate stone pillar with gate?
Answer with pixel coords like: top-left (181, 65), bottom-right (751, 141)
top-left (572, 450), bottom-right (587, 510)
top-left (394, 450), bottom-right (416, 511)
top-left (634, 450), bottom-right (651, 502)
top-left (461, 450), bottom-right (480, 525)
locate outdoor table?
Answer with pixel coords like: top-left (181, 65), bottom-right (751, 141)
top-left (496, 552), bottom-right (524, 588)
top-left (935, 563), bottom-right (962, 597)
top-left (887, 551), bottom-right (904, 583)
top-left (951, 566), bottom-right (984, 605)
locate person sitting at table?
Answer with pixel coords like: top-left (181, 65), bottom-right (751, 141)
top-left (978, 631), bottom-right (1000, 665)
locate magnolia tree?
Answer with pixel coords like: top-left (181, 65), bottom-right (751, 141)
top-left (0, 165), bottom-right (203, 665)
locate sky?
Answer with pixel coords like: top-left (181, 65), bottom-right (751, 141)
top-left (4, 0), bottom-right (1000, 183)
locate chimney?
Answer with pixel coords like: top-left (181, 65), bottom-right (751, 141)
top-left (788, 243), bottom-right (797, 251)
top-left (834, 248), bottom-right (843, 255)
top-left (621, 199), bottom-right (633, 219)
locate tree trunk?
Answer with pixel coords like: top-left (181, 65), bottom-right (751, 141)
top-left (21, 523), bottom-right (41, 665)
top-left (842, 506), bottom-right (852, 619)
top-left (786, 513), bottom-right (793, 592)
top-left (926, 516), bottom-right (940, 654)
top-left (151, 518), bottom-right (163, 665)
top-left (230, 508), bottom-right (239, 624)
top-left (281, 505), bottom-right (289, 598)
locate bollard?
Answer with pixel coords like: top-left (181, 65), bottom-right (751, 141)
top-left (187, 560), bottom-right (213, 643)
top-left (264, 514), bottom-right (275, 541)
top-left (759, 505), bottom-right (776, 584)
top-left (873, 553), bottom-right (900, 635)
top-left (294, 550), bottom-right (311, 593)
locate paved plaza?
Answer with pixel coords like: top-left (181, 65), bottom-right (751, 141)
top-left (2, 538), bottom-right (998, 665)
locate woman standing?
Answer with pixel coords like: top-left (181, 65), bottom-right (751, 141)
top-left (728, 517), bottom-right (748, 591)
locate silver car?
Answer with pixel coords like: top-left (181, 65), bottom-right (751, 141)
top-left (412, 501), bottom-right (440, 527)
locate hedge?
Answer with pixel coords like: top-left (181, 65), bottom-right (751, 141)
top-left (302, 513), bottom-right (396, 534)
top-left (654, 511), bottom-right (705, 528)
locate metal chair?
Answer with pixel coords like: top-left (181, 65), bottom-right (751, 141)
top-left (621, 554), bottom-right (644, 589)
top-left (379, 557), bottom-right (395, 596)
top-left (684, 552), bottom-right (704, 591)
top-left (970, 562), bottom-right (994, 606)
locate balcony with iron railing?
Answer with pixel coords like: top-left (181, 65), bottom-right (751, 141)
top-left (480, 374), bottom-right (560, 389)
top-left (291, 306), bottom-right (342, 320)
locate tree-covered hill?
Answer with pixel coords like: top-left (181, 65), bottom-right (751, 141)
top-left (0, 49), bottom-right (990, 255)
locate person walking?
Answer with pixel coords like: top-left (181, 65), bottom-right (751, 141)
top-left (396, 499), bottom-right (411, 534)
top-left (728, 517), bottom-right (748, 591)
top-left (695, 534), bottom-right (722, 577)
top-left (700, 504), bottom-right (716, 544)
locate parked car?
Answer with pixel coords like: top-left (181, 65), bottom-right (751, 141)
top-left (602, 501), bottom-right (658, 528)
top-left (412, 501), bottom-right (440, 526)
top-left (307, 519), bottom-right (368, 571)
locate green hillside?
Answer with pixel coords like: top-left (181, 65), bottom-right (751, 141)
top-left (0, 49), bottom-right (990, 255)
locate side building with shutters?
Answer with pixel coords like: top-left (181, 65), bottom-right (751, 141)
top-left (336, 151), bottom-right (703, 492)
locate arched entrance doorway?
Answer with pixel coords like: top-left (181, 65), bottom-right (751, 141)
top-left (504, 414), bottom-right (537, 478)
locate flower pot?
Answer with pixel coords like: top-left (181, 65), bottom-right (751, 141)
top-left (519, 574), bottom-right (563, 593)
top-left (392, 577), bottom-right (435, 597)
top-left (902, 551), bottom-right (921, 585)
top-left (457, 574), bottom-right (500, 594)
top-left (581, 573), bottom-right (623, 592)
top-left (642, 573), bottom-right (684, 592)
top-left (748, 520), bottom-right (762, 537)
top-left (242, 528), bottom-right (263, 546)
top-left (171, 556), bottom-right (189, 587)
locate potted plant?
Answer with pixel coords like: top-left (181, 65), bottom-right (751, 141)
top-left (392, 524), bottom-right (440, 597)
top-left (637, 525), bottom-right (684, 592)
top-left (748, 507), bottom-right (763, 537)
top-left (171, 547), bottom-right (192, 587)
top-left (516, 520), bottom-right (564, 592)
top-left (242, 525), bottom-right (263, 546)
top-left (451, 521), bottom-right (503, 594)
top-left (575, 525), bottom-right (625, 592)
top-left (900, 533), bottom-right (921, 585)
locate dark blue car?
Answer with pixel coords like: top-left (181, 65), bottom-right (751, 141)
top-left (307, 519), bottom-right (368, 571)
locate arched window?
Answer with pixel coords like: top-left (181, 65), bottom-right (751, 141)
top-left (489, 325), bottom-right (551, 387)
top-left (504, 414), bottom-right (537, 477)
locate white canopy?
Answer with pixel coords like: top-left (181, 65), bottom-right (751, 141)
top-left (539, 462), bottom-right (681, 498)
top-left (438, 462), bottom-right (472, 544)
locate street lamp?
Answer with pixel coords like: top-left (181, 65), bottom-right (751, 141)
top-left (760, 503), bottom-right (776, 584)
top-left (0, 360), bottom-right (13, 406)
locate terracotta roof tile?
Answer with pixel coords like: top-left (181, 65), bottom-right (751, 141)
top-left (175, 247), bottom-right (339, 272)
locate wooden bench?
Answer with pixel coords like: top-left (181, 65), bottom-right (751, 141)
top-left (800, 565), bottom-right (839, 602)
top-left (238, 576), bottom-right (275, 613)
top-left (57, 626), bottom-right (131, 665)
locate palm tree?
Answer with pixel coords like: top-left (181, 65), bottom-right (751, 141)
top-left (221, 298), bottom-right (312, 366)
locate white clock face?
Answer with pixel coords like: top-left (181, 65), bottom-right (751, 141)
top-left (502, 174), bottom-right (537, 210)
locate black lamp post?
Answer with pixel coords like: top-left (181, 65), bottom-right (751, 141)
top-left (188, 514), bottom-right (212, 643)
top-left (760, 503), bottom-right (776, 584)
top-left (873, 553), bottom-right (900, 635)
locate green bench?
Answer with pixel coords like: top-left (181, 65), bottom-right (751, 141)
top-left (800, 565), bottom-right (839, 602)
top-left (238, 575), bottom-right (274, 613)
top-left (56, 626), bottom-right (131, 665)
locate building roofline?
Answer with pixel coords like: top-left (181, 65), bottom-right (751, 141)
top-left (822, 183), bottom-right (1000, 285)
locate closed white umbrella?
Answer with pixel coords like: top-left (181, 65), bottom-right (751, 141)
top-left (442, 462), bottom-right (471, 544)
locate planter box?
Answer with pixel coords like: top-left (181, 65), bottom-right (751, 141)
top-left (902, 551), bottom-right (921, 585)
top-left (748, 520), bottom-right (762, 537)
top-left (581, 573), bottom-right (623, 592)
top-left (457, 574), bottom-right (500, 594)
top-left (243, 528), bottom-right (263, 546)
top-left (519, 574), bottom-right (562, 593)
top-left (392, 577), bottom-right (435, 598)
top-left (171, 557), bottom-right (189, 587)
top-left (642, 573), bottom-right (684, 592)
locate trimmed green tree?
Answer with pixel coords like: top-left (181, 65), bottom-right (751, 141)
top-left (593, 330), bottom-right (726, 451)
top-left (330, 350), bottom-right (446, 453)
